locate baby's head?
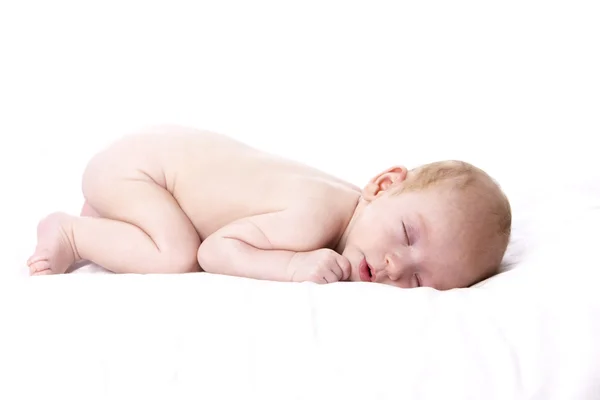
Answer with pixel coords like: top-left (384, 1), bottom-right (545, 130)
top-left (339, 160), bottom-right (511, 290)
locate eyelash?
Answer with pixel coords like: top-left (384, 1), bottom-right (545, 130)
top-left (402, 222), bottom-right (410, 246)
top-left (414, 273), bottom-right (422, 287)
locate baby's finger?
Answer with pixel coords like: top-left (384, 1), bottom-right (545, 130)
top-left (329, 263), bottom-right (344, 281)
top-left (337, 256), bottom-right (352, 281)
top-left (323, 268), bottom-right (340, 284)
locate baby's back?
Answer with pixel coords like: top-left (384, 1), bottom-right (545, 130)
top-left (110, 125), bottom-right (360, 240)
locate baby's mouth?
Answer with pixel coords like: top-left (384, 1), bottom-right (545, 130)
top-left (358, 258), bottom-right (373, 282)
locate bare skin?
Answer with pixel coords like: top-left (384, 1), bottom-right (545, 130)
top-left (26, 125), bottom-right (507, 289)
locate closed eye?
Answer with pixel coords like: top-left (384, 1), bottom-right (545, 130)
top-left (402, 221), bottom-right (410, 246)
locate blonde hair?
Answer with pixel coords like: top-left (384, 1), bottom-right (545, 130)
top-left (394, 160), bottom-right (512, 238)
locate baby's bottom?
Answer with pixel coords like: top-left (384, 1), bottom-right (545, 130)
top-left (26, 150), bottom-right (201, 276)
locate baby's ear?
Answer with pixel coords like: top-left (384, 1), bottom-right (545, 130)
top-left (362, 166), bottom-right (408, 200)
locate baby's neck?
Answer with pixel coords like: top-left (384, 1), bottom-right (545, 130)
top-left (334, 197), bottom-right (366, 253)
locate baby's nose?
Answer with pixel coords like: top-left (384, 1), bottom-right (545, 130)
top-left (384, 253), bottom-right (407, 281)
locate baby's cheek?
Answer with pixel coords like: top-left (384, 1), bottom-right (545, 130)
top-left (341, 244), bottom-right (361, 261)
top-left (358, 225), bottom-right (384, 246)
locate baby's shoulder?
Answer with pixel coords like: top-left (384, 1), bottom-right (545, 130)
top-left (291, 183), bottom-right (360, 225)
top-left (273, 190), bottom-right (356, 249)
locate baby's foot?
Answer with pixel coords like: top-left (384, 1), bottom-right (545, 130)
top-left (26, 212), bottom-right (78, 276)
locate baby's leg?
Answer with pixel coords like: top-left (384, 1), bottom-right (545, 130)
top-left (27, 151), bottom-right (201, 275)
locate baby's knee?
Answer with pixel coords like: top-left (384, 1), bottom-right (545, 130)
top-left (155, 245), bottom-right (200, 274)
top-left (156, 250), bottom-right (199, 274)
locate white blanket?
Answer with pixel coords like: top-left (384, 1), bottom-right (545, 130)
top-left (2, 179), bottom-right (600, 400)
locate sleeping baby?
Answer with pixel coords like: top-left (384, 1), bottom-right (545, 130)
top-left (26, 124), bottom-right (511, 289)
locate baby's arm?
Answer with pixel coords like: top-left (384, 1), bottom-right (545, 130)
top-left (197, 206), bottom-right (340, 282)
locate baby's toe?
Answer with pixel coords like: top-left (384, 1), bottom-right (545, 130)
top-left (29, 261), bottom-right (51, 276)
top-left (27, 248), bottom-right (51, 266)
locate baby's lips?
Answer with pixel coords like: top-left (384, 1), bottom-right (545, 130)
top-left (358, 257), bottom-right (372, 282)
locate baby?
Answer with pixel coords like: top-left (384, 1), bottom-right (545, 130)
top-left (26, 125), bottom-right (511, 289)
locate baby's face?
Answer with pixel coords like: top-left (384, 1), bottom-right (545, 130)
top-left (342, 184), bottom-right (494, 290)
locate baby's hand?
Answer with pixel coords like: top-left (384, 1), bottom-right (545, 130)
top-left (288, 249), bottom-right (351, 284)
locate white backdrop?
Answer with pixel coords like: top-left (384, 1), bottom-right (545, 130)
top-left (1, 0), bottom-right (599, 272)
